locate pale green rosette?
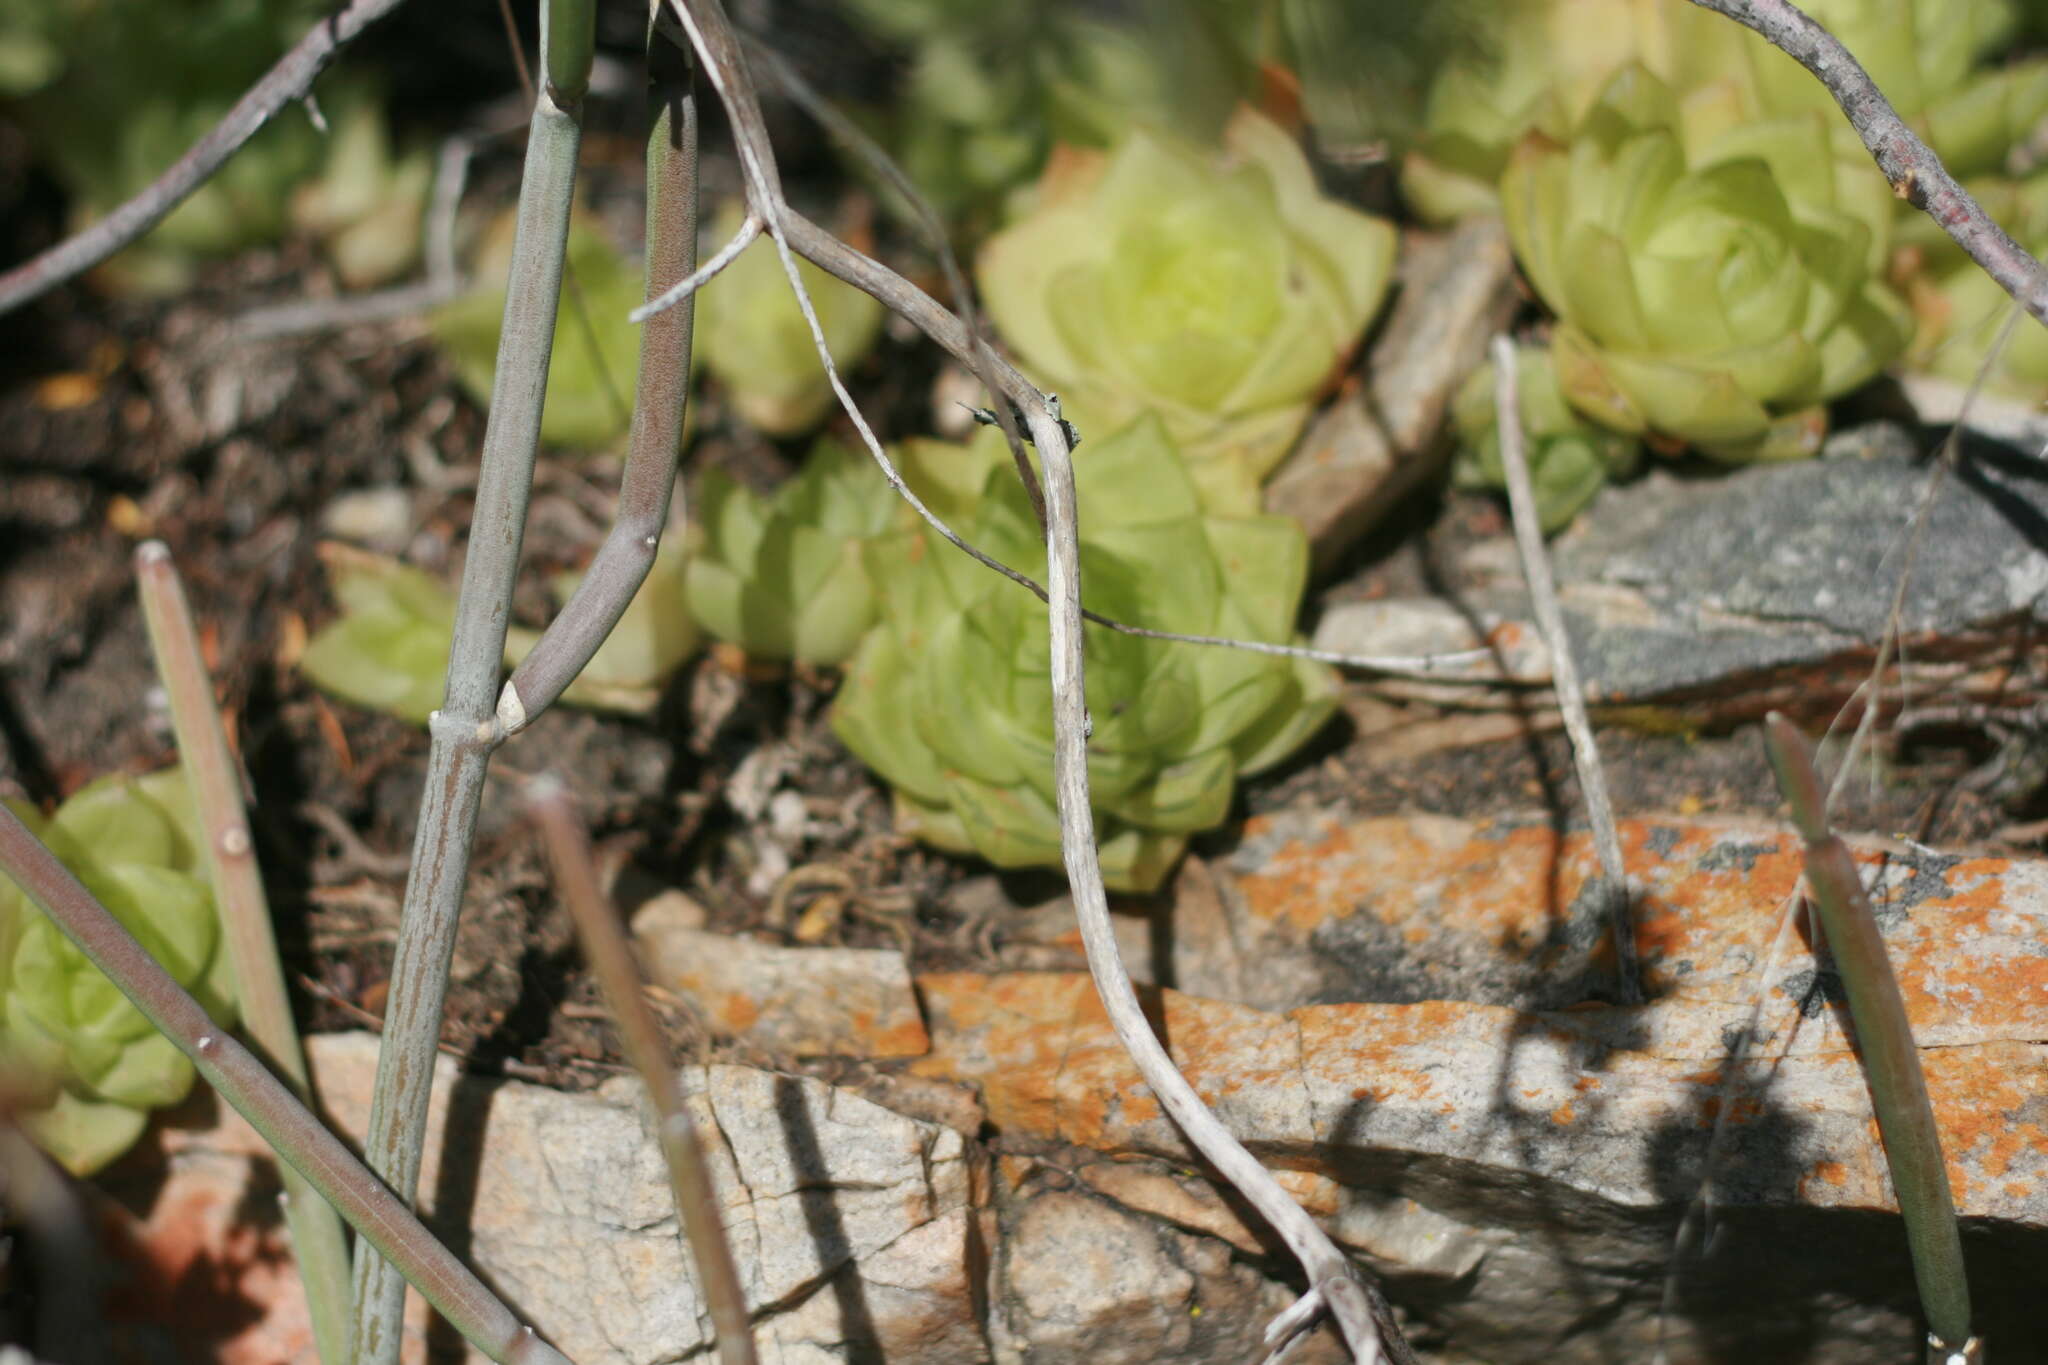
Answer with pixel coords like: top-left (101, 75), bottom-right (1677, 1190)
top-left (0, 771), bottom-right (236, 1175)
top-left (830, 417), bottom-right (1336, 894)
top-left (978, 108), bottom-right (1396, 508)
top-left (1501, 67), bottom-right (1913, 462)
top-left (684, 440), bottom-right (901, 666)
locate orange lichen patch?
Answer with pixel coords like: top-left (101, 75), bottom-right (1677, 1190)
top-left (851, 1008), bottom-right (933, 1060)
top-left (1811, 1161), bottom-right (1848, 1187)
top-left (696, 989), bottom-right (760, 1034)
top-left (915, 972), bottom-right (1092, 1137)
top-left (1918, 1042), bottom-right (2048, 1215)
top-left (1551, 1103), bottom-right (1575, 1125)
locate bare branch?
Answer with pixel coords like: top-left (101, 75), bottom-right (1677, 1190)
top-left (527, 777), bottom-right (755, 1365)
top-left (1488, 338), bottom-right (1638, 1004)
top-left (1026, 401), bottom-right (1411, 1365)
top-left (1684, 0), bottom-right (2048, 329)
top-left (742, 35), bottom-right (1046, 532)
top-left (0, 0), bottom-right (413, 316)
top-left (629, 211), bottom-right (757, 323)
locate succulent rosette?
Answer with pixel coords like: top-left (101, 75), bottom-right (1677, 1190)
top-left (831, 416), bottom-right (1336, 893)
top-left (684, 440), bottom-right (901, 666)
top-left (698, 203), bottom-right (885, 437)
top-left (1401, 0), bottom-right (1680, 224)
top-left (1501, 66), bottom-right (1913, 461)
top-left (302, 542), bottom-right (697, 723)
top-left (0, 770), bottom-right (236, 1175)
top-left (1452, 343), bottom-right (1641, 532)
top-left (978, 108), bottom-right (1397, 506)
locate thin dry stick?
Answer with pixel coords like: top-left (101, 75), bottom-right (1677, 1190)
top-left (134, 541), bottom-right (355, 1365)
top-left (350, 2), bottom-right (594, 1357)
top-left (527, 777), bottom-right (754, 1365)
top-left (500, 15), bottom-right (700, 735)
top-left (1488, 337), bottom-right (1639, 1004)
top-left (0, 805), bottom-right (571, 1365)
top-left (1684, 0), bottom-right (2048, 329)
top-left (1762, 716), bottom-right (1974, 1359)
top-left (1026, 404), bottom-right (1411, 1365)
top-left (0, 0), bottom-right (412, 315)
top-left (234, 135), bottom-right (476, 341)
top-left (741, 35), bottom-right (1046, 532)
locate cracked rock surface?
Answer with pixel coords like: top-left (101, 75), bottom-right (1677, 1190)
top-left (915, 812), bottom-right (2048, 1362)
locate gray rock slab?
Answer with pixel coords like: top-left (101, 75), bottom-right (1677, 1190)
top-left (1316, 429), bottom-right (2048, 713)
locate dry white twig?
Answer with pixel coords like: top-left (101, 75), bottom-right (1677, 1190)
top-left (1489, 336), bottom-right (1639, 1003)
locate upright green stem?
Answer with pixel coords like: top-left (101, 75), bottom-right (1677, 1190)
top-left (135, 543), bottom-right (354, 1365)
top-left (1763, 714), bottom-right (1974, 1356)
top-left (350, 3), bottom-right (594, 1361)
top-left (500, 15), bottom-right (698, 735)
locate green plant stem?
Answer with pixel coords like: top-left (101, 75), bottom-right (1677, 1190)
top-left (527, 778), bottom-right (754, 1365)
top-left (501, 18), bottom-right (698, 735)
top-left (135, 541), bottom-right (354, 1365)
top-left (1762, 714), bottom-right (1973, 1352)
top-left (0, 805), bottom-right (570, 1365)
top-left (350, 2), bottom-right (594, 1360)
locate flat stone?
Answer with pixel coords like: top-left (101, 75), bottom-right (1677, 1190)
top-left (632, 894), bottom-right (929, 1058)
top-left (1316, 431), bottom-right (2048, 722)
top-left (1265, 217), bottom-right (1520, 575)
top-left (915, 810), bottom-right (2048, 1359)
top-left (988, 1184), bottom-right (1348, 1365)
top-left (124, 1032), bottom-right (984, 1365)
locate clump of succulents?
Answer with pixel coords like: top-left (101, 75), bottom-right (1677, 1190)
top-left (12, 0), bottom-right (329, 293)
top-left (432, 211), bottom-right (650, 451)
top-left (1501, 66), bottom-right (1913, 461)
top-left (1452, 343), bottom-right (1641, 533)
top-left (697, 203), bottom-right (885, 436)
top-left (684, 439), bottom-right (902, 666)
top-left (301, 542), bottom-right (696, 723)
top-left (831, 416), bottom-right (1336, 893)
top-left (1401, 0), bottom-right (2029, 226)
top-left (0, 770), bottom-right (236, 1175)
top-left (978, 107), bottom-right (1397, 506)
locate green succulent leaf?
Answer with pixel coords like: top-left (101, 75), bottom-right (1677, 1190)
top-left (830, 416), bottom-right (1334, 892)
top-left (0, 769), bottom-right (233, 1175)
top-left (980, 108), bottom-right (1396, 498)
top-left (683, 440), bottom-right (901, 665)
